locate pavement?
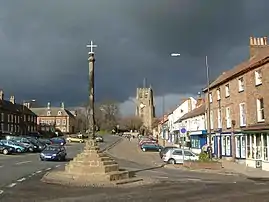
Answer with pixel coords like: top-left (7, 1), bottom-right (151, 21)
top-left (0, 135), bottom-right (120, 195)
top-left (2, 137), bottom-right (269, 201)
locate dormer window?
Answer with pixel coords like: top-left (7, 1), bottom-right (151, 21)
top-left (238, 77), bottom-right (244, 92)
top-left (225, 84), bottom-right (230, 97)
top-left (216, 89), bottom-right (221, 100)
top-left (255, 70), bottom-right (262, 86)
top-left (47, 111), bottom-right (51, 116)
top-left (58, 111), bottom-right (62, 115)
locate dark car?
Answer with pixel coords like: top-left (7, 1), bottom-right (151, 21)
top-left (40, 145), bottom-right (66, 161)
top-left (0, 142), bottom-right (14, 155)
top-left (50, 137), bottom-right (66, 146)
top-left (38, 139), bottom-right (52, 146)
top-left (159, 146), bottom-right (178, 158)
top-left (26, 137), bottom-right (47, 152)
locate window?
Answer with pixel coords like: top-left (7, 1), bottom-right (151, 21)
top-left (172, 150), bottom-right (183, 155)
top-left (239, 103), bottom-right (246, 126)
top-left (56, 119), bottom-right (61, 125)
top-left (144, 92), bottom-right (148, 98)
top-left (210, 110), bottom-right (213, 129)
top-left (209, 93), bottom-right (212, 103)
top-left (184, 151), bottom-right (193, 156)
top-left (225, 84), bottom-right (230, 97)
top-left (217, 109), bottom-right (222, 128)
top-left (58, 111), bottom-right (62, 115)
top-left (62, 119), bottom-right (66, 125)
top-left (238, 77), bottom-right (244, 92)
top-left (7, 114), bottom-right (10, 122)
top-left (47, 111), bottom-right (51, 116)
top-left (255, 70), bottom-right (262, 86)
top-left (1, 123), bottom-right (4, 131)
top-left (257, 98), bottom-right (265, 122)
top-left (1, 113), bottom-right (4, 121)
top-left (217, 89), bottom-right (221, 100)
top-left (226, 107), bottom-right (231, 128)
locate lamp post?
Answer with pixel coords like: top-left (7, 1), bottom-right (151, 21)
top-left (162, 95), bottom-right (165, 147)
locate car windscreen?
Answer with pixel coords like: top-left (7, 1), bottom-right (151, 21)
top-left (44, 147), bottom-right (60, 152)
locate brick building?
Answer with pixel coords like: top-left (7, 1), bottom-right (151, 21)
top-left (30, 102), bottom-right (77, 134)
top-left (0, 90), bottom-right (37, 135)
top-left (203, 36), bottom-right (269, 170)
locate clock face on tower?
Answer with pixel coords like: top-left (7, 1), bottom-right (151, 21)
top-left (140, 102), bottom-right (146, 109)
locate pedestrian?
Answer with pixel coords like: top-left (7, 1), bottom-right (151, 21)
top-left (202, 143), bottom-right (208, 154)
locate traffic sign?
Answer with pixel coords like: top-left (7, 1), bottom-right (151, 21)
top-left (180, 128), bottom-right (186, 134)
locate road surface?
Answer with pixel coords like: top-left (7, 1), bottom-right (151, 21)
top-left (0, 135), bottom-right (119, 189)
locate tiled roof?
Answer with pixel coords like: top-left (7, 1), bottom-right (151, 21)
top-left (0, 100), bottom-right (36, 115)
top-left (176, 104), bottom-right (205, 122)
top-left (203, 48), bottom-right (269, 91)
top-left (30, 107), bottom-right (75, 118)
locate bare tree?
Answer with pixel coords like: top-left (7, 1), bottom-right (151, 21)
top-left (121, 116), bottom-right (143, 131)
top-left (151, 117), bottom-right (160, 129)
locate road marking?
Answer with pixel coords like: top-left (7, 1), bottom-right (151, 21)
top-left (45, 167), bottom-right (52, 171)
top-left (7, 183), bottom-right (17, 188)
top-left (156, 176), bottom-right (169, 179)
top-left (17, 177), bottom-right (26, 182)
top-left (0, 190), bottom-right (3, 195)
top-left (0, 165), bottom-right (3, 168)
top-left (55, 165), bottom-right (61, 168)
top-left (36, 170), bottom-right (42, 173)
top-left (15, 161), bottom-right (32, 165)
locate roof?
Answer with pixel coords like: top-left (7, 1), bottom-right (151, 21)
top-left (203, 48), bottom-right (269, 91)
top-left (175, 104), bottom-right (205, 123)
top-left (0, 100), bottom-right (36, 116)
top-left (30, 107), bottom-right (75, 118)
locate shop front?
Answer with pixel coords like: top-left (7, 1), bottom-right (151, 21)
top-left (190, 130), bottom-right (207, 154)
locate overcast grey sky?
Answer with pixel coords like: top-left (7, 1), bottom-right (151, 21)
top-left (0, 0), bottom-right (268, 116)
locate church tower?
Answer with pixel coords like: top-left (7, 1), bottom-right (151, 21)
top-left (136, 81), bottom-right (155, 131)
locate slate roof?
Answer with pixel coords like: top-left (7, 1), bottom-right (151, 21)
top-left (0, 100), bottom-right (36, 116)
top-left (175, 104), bottom-right (205, 123)
top-left (30, 107), bottom-right (75, 118)
top-left (203, 48), bottom-right (269, 91)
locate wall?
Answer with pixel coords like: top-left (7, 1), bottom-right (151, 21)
top-left (184, 114), bottom-right (206, 132)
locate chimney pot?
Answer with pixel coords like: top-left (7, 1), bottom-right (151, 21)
top-left (61, 102), bottom-right (65, 109)
top-left (47, 102), bottom-right (51, 109)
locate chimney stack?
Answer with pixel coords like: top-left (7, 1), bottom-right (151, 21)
top-left (0, 90), bottom-right (3, 100)
top-left (249, 36), bottom-right (269, 58)
top-left (196, 97), bottom-right (205, 108)
top-left (9, 96), bottom-right (15, 104)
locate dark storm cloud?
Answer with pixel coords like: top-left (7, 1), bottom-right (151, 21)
top-left (0, 0), bottom-right (269, 111)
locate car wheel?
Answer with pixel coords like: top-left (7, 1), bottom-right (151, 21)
top-left (3, 149), bottom-right (9, 155)
top-left (16, 148), bottom-right (22, 153)
top-left (142, 148), bottom-right (146, 152)
top-left (168, 158), bottom-right (176, 164)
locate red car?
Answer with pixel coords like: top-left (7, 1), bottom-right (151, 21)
top-left (139, 140), bottom-right (157, 147)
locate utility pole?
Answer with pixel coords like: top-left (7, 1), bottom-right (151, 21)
top-left (231, 120), bottom-right (236, 161)
top-left (162, 95), bottom-right (166, 147)
top-left (86, 41), bottom-right (97, 140)
top-left (206, 56), bottom-right (212, 159)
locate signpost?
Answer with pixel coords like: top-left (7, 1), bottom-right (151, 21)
top-left (180, 127), bottom-right (187, 164)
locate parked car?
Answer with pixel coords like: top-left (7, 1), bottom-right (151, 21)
top-left (95, 136), bottom-right (103, 142)
top-left (40, 145), bottom-right (67, 161)
top-left (66, 135), bottom-right (85, 143)
top-left (139, 140), bottom-right (157, 147)
top-left (50, 137), bottom-right (66, 146)
top-left (0, 142), bottom-right (14, 155)
top-left (38, 138), bottom-right (52, 146)
top-left (159, 146), bottom-right (178, 158)
top-left (141, 143), bottom-right (163, 152)
top-left (9, 137), bottom-right (37, 152)
top-left (162, 148), bottom-right (199, 164)
top-left (0, 140), bottom-right (27, 153)
top-left (26, 137), bottom-right (47, 151)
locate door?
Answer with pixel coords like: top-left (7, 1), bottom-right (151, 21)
top-left (241, 136), bottom-right (246, 158)
top-left (226, 136), bottom-right (231, 156)
top-left (236, 136), bottom-right (240, 158)
top-left (172, 150), bottom-right (183, 164)
top-left (184, 150), bottom-right (194, 161)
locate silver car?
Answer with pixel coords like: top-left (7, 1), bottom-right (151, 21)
top-left (162, 148), bottom-right (199, 164)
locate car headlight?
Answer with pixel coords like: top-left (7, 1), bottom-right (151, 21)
top-left (34, 146), bottom-right (37, 148)
top-left (52, 154), bottom-right (56, 156)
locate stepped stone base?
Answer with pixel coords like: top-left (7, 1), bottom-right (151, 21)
top-left (41, 139), bottom-right (143, 187)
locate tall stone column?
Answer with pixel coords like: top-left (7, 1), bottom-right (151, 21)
top-left (88, 53), bottom-right (96, 139)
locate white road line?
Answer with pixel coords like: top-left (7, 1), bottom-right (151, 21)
top-left (0, 190), bottom-right (3, 195)
top-left (7, 183), bottom-right (17, 188)
top-left (156, 176), bottom-right (169, 179)
top-left (0, 165), bottom-right (3, 168)
top-left (55, 165), bottom-right (61, 168)
top-left (17, 177), bottom-right (26, 182)
top-left (45, 167), bottom-right (52, 171)
top-left (15, 161), bottom-right (32, 165)
top-left (36, 170), bottom-right (42, 173)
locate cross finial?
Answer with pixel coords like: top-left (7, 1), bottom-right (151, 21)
top-left (86, 40), bottom-right (97, 55)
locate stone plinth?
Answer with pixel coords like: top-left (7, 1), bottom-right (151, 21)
top-left (42, 139), bottom-right (142, 187)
